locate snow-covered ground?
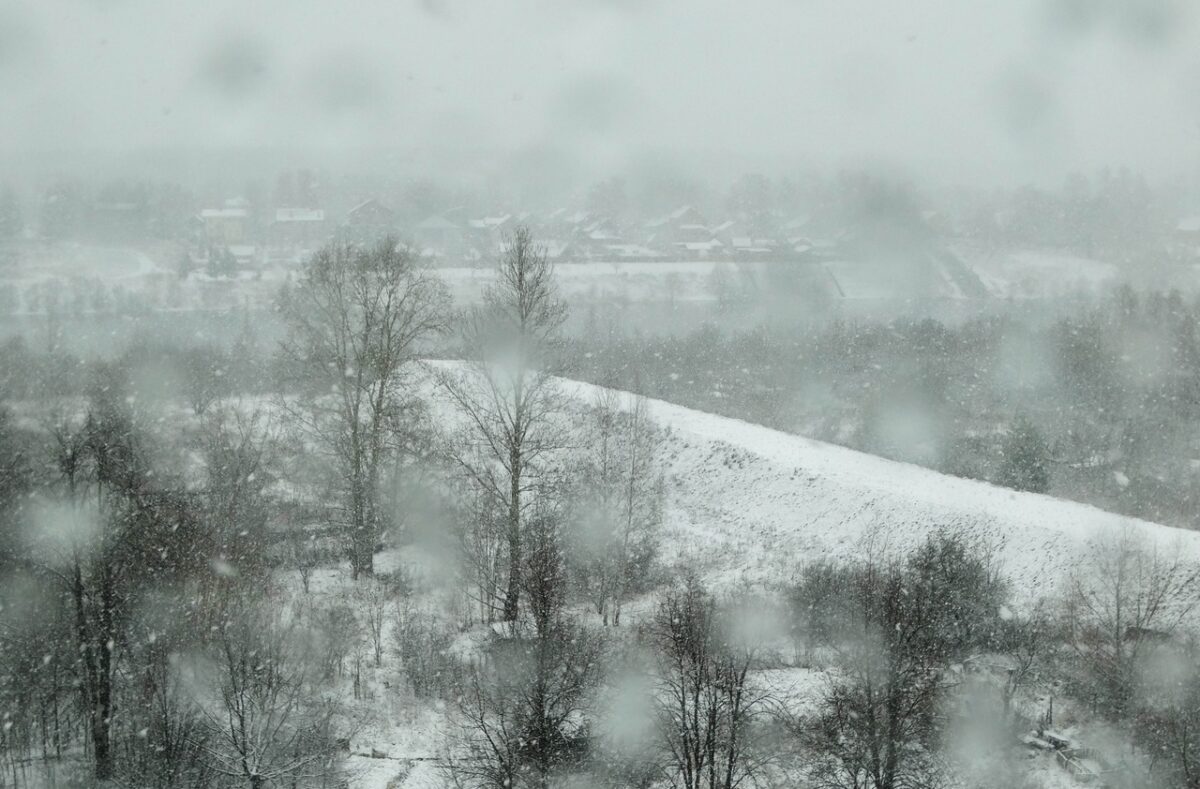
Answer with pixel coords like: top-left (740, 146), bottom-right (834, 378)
top-left (550, 375), bottom-right (1200, 601)
top-left (960, 249), bottom-right (1120, 299)
top-left (334, 368), bottom-right (1180, 788)
top-left (439, 260), bottom-right (729, 304)
top-left (0, 244), bottom-right (1161, 323)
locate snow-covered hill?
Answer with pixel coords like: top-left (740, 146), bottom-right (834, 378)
top-left (550, 376), bottom-right (1200, 601)
top-left (337, 368), bottom-right (1199, 788)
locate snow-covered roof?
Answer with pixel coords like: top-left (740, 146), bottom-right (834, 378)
top-left (200, 208), bottom-right (247, 219)
top-left (467, 214), bottom-right (512, 230)
top-left (604, 243), bottom-right (661, 258)
top-left (275, 208), bottom-right (325, 222)
top-left (347, 198), bottom-right (392, 216)
top-left (646, 205), bottom-right (702, 228)
top-left (676, 239), bottom-right (723, 252)
top-left (416, 215), bottom-right (460, 230)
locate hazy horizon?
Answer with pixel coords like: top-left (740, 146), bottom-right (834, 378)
top-left (3, 0), bottom-right (1199, 192)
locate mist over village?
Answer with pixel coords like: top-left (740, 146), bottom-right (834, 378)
top-left (3, 2), bottom-right (1200, 788)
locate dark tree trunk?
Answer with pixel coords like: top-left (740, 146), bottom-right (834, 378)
top-left (350, 471), bottom-right (375, 579)
top-left (503, 447), bottom-right (521, 622)
top-left (94, 569), bottom-right (116, 782)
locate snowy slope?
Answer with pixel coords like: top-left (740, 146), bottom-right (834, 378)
top-left (549, 376), bottom-right (1200, 601)
top-left (344, 367), bottom-right (1197, 788)
top-left (958, 248), bottom-right (1119, 299)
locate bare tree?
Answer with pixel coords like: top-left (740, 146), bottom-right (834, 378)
top-left (798, 536), bottom-right (1006, 789)
top-left (358, 579), bottom-right (395, 668)
top-left (279, 237), bottom-right (448, 578)
top-left (993, 606), bottom-right (1052, 725)
top-left (570, 388), bottom-right (623, 621)
top-left (457, 485), bottom-right (508, 625)
top-left (447, 505), bottom-right (601, 789)
top-left (652, 576), bottom-right (763, 789)
top-left (116, 638), bottom-right (212, 789)
top-left (194, 601), bottom-right (341, 789)
top-left (1136, 674), bottom-right (1200, 789)
top-left (289, 533), bottom-right (319, 595)
top-left (193, 407), bottom-right (277, 623)
top-left (44, 405), bottom-right (88, 499)
top-left (569, 391), bottom-right (663, 625)
top-left (439, 226), bottom-right (567, 621)
top-left (1065, 528), bottom-right (1200, 718)
top-left (180, 345), bottom-right (225, 417)
top-left (392, 598), bottom-right (461, 699)
top-left (610, 395), bottom-right (662, 625)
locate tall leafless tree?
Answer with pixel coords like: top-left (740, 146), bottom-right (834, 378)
top-left (279, 237), bottom-right (448, 578)
top-left (652, 576), bottom-right (763, 789)
top-left (439, 226), bottom-right (567, 621)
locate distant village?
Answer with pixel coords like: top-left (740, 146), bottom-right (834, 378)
top-left (6, 169), bottom-right (1200, 315)
top-left (193, 197), bottom-right (834, 272)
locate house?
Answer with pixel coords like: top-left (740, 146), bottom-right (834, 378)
top-left (646, 205), bottom-right (707, 231)
top-left (342, 199), bottom-right (397, 243)
top-left (227, 244), bottom-right (260, 268)
top-left (710, 220), bottom-right (739, 245)
top-left (540, 239), bottom-right (575, 261)
top-left (466, 214), bottom-right (515, 254)
top-left (676, 238), bottom-right (724, 258)
top-left (413, 214), bottom-right (465, 257)
top-left (645, 206), bottom-right (716, 251)
top-left (602, 243), bottom-right (662, 260)
top-left (199, 205), bottom-right (248, 246)
top-left (729, 237), bottom-right (779, 258)
top-left (467, 214), bottom-right (513, 233)
top-left (272, 207), bottom-right (327, 249)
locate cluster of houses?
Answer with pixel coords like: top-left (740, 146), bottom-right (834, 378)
top-left (193, 197), bottom-right (830, 272)
top-left (195, 197), bottom-right (330, 269)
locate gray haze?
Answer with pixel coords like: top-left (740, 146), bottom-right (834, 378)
top-left (2, 0), bottom-right (1199, 187)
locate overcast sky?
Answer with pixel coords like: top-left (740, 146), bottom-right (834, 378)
top-left (1, 0), bottom-right (1198, 188)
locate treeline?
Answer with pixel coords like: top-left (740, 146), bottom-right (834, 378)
top-left (569, 286), bottom-right (1200, 528)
